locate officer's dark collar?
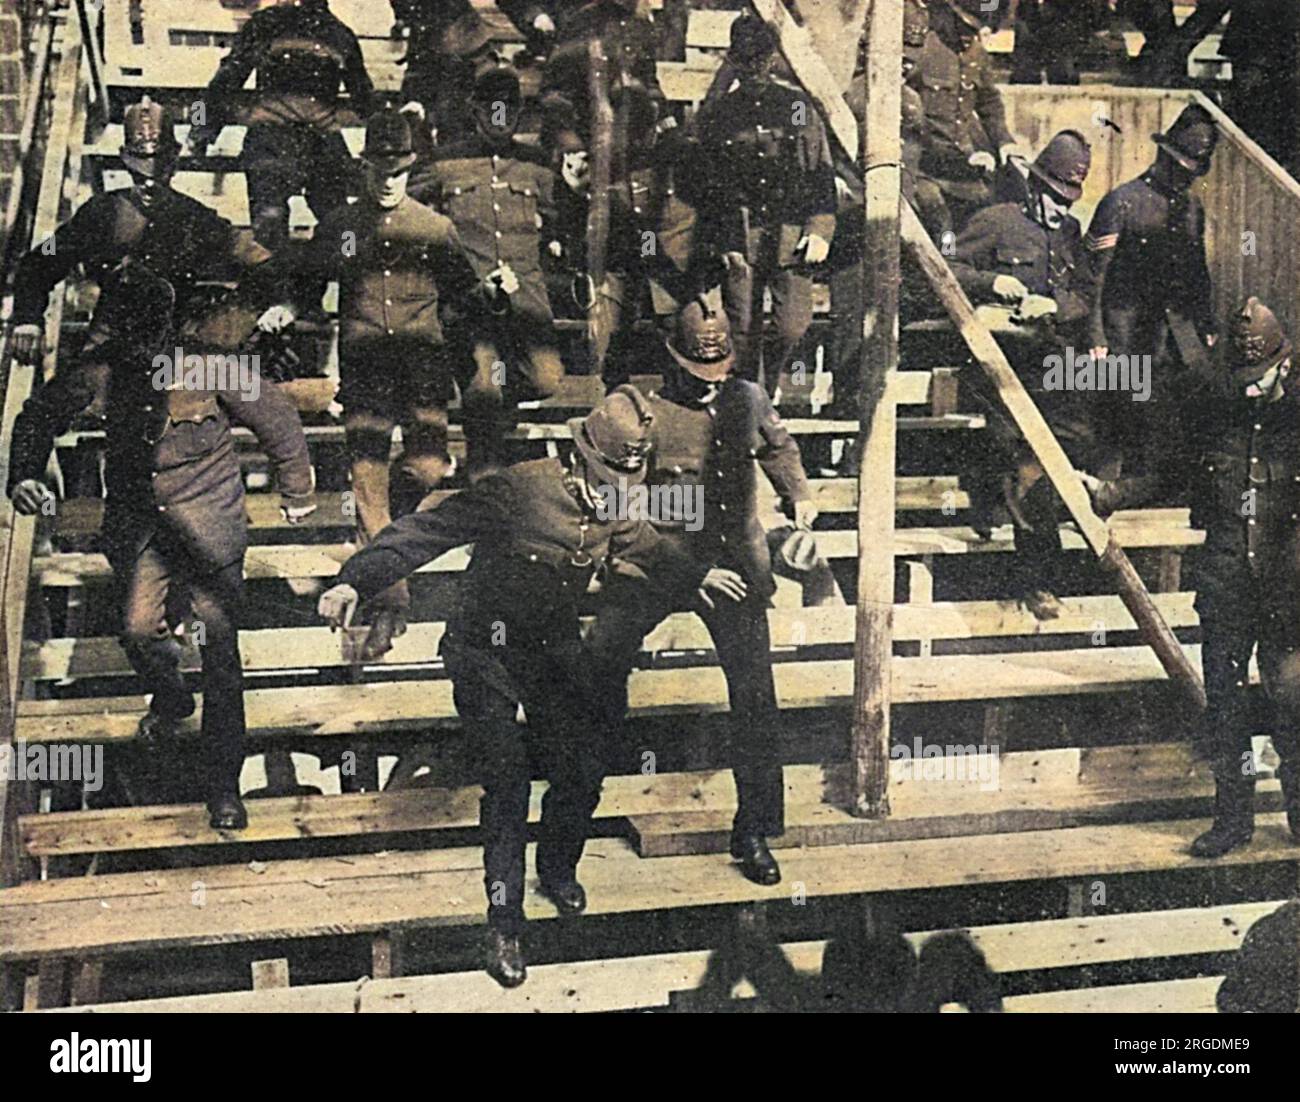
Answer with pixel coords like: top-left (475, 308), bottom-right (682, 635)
top-left (1141, 166), bottom-right (1188, 200)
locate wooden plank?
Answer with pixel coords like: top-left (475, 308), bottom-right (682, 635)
top-left (4, 813), bottom-right (1298, 963)
top-left (18, 736), bottom-right (1238, 860)
top-left (18, 592), bottom-right (1202, 682)
top-left (1005, 977), bottom-right (1220, 1014)
top-left (32, 513), bottom-right (1205, 587)
top-left (13, 641), bottom-right (1230, 748)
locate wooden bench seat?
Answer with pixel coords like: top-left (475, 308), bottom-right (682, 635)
top-left (32, 507), bottom-right (1204, 587)
top-left (16, 640), bottom-right (1217, 746)
top-left (20, 593), bottom-right (1200, 683)
top-left (4, 812), bottom-right (1296, 969)
top-left (44, 897), bottom-right (1267, 1013)
top-left (21, 739), bottom-right (1284, 862)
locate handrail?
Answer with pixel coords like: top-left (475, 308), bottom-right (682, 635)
top-left (0, 8), bottom-right (85, 889)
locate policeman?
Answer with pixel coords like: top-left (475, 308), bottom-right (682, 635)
top-left (692, 14), bottom-right (836, 397)
top-left (950, 130), bottom-right (1098, 618)
top-left (317, 387), bottom-right (742, 987)
top-left (1084, 298), bottom-right (1300, 858)
top-left (917, 0), bottom-right (1024, 231)
top-left (412, 62), bottom-right (564, 480)
top-left (586, 297), bottom-right (818, 886)
top-left (1085, 102), bottom-right (1218, 477)
top-left (6, 99), bottom-right (316, 831)
top-left (186, 0), bottom-right (374, 254)
top-left (269, 109), bottom-right (511, 660)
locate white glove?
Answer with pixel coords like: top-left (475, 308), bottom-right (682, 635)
top-left (10, 323), bottom-right (42, 364)
top-left (401, 100), bottom-right (427, 121)
top-left (793, 499), bottom-right (819, 531)
top-left (257, 305), bottom-right (297, 333)
top-left (992, 274), bottom-right (1029, 304)
top-left (548, 239), bottom-right (564, 258)
top-left (319, 584), bottom-right (360, 631)
top-left (968, 150), bottom-right (996, 174)
top-left (561, 150), bottom-right (590, 194)
top-left (1016, 294), bottom-right (1058, 321)
top-left (534, 13), bottom-right (556, 34)
top-left (798, 233), bottom-right (831, 265)
top-left (11, 479), bottom-right (55, 516)
top-left (486, 264), bottom-right (520, 297)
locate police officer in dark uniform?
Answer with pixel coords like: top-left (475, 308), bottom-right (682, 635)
top-left (317, 386), bottom-right (741, 987)
top-left (6, 99), bottom-right (316, 831)
top-left (691, 14), bottom-right (836, 398)
top-left (187, 0), bottom-right (375, 252)
top-left (1085, 298), bottom-right (1300, 858)
top-left (412, 61), bottom-right (565, 480)
top-left (398, 8), bottom-right (502, 152)
top-left (950, 129), bottom-right (1098, 618)
top-left (1085, 102), bottom-right (1218, 477)
top-left (270, 109), bottom-right (511, 661)
top-left (918, 0), bottom-right (1025, 231)
top-left (586, 298), bottom-right (817, 886)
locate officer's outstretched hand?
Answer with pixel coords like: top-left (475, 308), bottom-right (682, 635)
top-left (257, 305), bottom-right (297, 333)
top-left (319, 584), bottom-right (360, 631)
top-left (11, 479), bottom-right (55, 517)
top-left (10, 323), bottom-right (42, 365)
top-left (968, 150), bottom-right (996, 174)
top-left (798, 233), bottom-right (831, 266)
top-left (699, 568), bottom-right (747, 610)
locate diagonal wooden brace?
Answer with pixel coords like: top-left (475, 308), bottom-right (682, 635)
top-left (901, 200), bottom-right (1206, 712)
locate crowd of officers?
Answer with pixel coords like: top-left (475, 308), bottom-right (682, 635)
top-left (4, 0), bottom-right (1300, 988)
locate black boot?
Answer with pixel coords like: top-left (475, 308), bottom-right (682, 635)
top-left (484, 928), bottom-right (527, 988)
top-left (1190, 775), bottom-right (1255, 858)
top-left (730, 831), bottom-right (781, 886)
top-left (207, 790), bottom-right (248, 831)
top-left (538, 876), bottom-right (587, 917)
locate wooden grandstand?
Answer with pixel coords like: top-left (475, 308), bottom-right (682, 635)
top-left (2, 0), bottom-right (1299, 1014)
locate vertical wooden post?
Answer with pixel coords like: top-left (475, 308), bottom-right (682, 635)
top-left (850, 0), bottom-right (903, 818)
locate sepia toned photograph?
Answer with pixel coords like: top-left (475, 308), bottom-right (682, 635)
top-left (0, 0), bottom-right (1298, 1046)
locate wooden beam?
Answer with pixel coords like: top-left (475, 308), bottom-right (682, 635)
top-left (849, 0), bottom-right (904, 818)
top-left (901, 200), bottom-right (1206, 712)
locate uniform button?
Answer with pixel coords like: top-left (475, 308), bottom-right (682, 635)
top-left (1248, 551), bottom-right (1255, 558)
top-left (385, 298), bottom-right (392, 305)
top-left (719, 503), bottom-right (727, 511)
top-left (1254, 423), bottom-right (1262, 431)
top-left (495, 231), bottom-right (502, 238)
top-left (387, 328), bottom-right (394, 335)
top-left (158, 505), bottom-right (167, 513)
top-left (1249, 518), bottom-right (1256, 525)
top-left (529, 554), bottom-right (537, 561)
top-left (144, 404), bottom-right (153, 411)
top-left (493, 203), bottom-right (500, 212)
top-left (720, 535), bottom-right (727, 543)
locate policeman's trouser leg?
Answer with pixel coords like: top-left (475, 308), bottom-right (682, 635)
top-left (188, 559), bottom-right (248, 798)
top-left (706, 593), bottom-right (785, 837)
top-left (243, 125), bottom-right (299, 254)
top-left (1257, 640), bottom-right (1300, 838)
top-left (396, 402), bottom-right (453, 497)
top-left (117, 540), bottom-right (194, 721)
top-left (477, 721), bottom-right (532, 936)
top-left (1197, 620), bottom-right (1259, 849)
top-left (764, 269), bottom-right (814, 400)
top-left (526, 666), bottom-right (609, 886)
top-left (462, 339), bottom-right (511, 480)
top-left (345, 410), bottom-right (409, 614)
